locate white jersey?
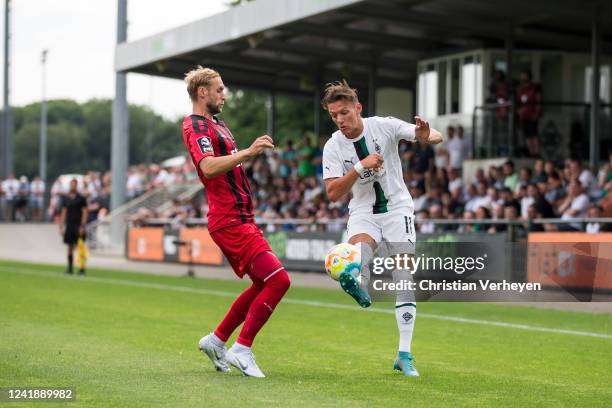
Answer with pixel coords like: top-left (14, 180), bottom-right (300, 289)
top-left (322, 116), bottom-right (416, 216)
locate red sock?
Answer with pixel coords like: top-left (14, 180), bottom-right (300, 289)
top-left (214, 280), bottom-right (264, 342)
top-left (237, 269), bottom-right (290, 347)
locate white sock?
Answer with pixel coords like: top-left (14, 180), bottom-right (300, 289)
top-left (210, 333), bottom-right (225, 346)
top-left (395, 302), bottom-right (416, 352)
top-left (357, 241), bottom-right (375, 291)
top-left (232, 342), bottom-right (251, 352)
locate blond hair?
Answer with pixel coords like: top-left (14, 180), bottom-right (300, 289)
top-left (320, 79), bottom-right (358, 110)
top-left (184, 66), bottom-right (220, 102)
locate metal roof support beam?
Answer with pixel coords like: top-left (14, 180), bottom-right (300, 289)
top-left (256, 39), bottom-right (413, 71)
top-left (281, 21), bottom-right (442, 51)
top-left (506, 26), bottom-right (515, 159)
top-left (350, 5), bottom-right (612, 53)
top-left (111, 0), bottom-right (129, 246)
top-left (314, 69), bottom-right (323, 137)
top-left (590, 15), bottom-right (601, 169)
top-left (267, 92), bottom-right (276, 138)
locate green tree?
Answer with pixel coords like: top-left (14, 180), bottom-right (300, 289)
top-left (14, 120), bottom-right (88, 181)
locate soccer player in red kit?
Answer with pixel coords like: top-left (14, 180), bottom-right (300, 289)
top-left (182, 66), bottom-right (290, 378)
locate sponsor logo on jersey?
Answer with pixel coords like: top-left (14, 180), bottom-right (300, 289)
top-left (197, 137), bottom-right (213, 154)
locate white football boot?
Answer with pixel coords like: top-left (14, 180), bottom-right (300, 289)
top-left (198, 334), bottom-right (230, 372)
top-left (225, 344), bottom-right (266, 378)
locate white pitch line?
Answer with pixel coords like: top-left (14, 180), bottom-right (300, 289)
top-left (2, 266), bottom-right (611, 340)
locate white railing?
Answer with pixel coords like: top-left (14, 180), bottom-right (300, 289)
top-left (87, 181), bottom-right (202, 254)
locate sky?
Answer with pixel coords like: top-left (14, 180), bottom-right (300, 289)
top-left (0, 0), bottom-right (229, 120)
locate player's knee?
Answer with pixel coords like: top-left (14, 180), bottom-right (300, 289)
top-left (268, 269), bottom-right (291, 295)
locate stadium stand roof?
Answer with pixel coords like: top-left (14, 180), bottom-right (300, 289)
top-left (115, 0), bottom-right (612, 96)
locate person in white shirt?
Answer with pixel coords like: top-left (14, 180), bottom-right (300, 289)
top-left (559, 181), bottom-right (590, 230)
top-left (1, 174), bottom-right (20, 221)
top-left (447, 167), bottom-right (463, 193)
top-left (585, 205), bottom-right (602, 234)
top-left (446, 125), bottom-right (469, 173)
top-left (321, 80), bottom-right (442, 378)
top-left (569, 159), bottom-right (599, 199)
top-left (30, 176), bottom-right (46, 221)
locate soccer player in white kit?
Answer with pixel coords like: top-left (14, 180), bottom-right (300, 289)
top-left (321, 80), bottom-right (442, 377)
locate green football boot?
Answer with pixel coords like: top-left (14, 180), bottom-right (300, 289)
top-left (338, 269), bottom-right (371, 308)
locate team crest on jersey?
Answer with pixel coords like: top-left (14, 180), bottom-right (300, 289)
top-left (196, 137), bottom-right (213, 154)
top-left (373, 138), bottom-right (382, 154)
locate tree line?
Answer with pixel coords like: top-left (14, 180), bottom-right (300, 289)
top-left (12, 89), bottom-right (329, 182)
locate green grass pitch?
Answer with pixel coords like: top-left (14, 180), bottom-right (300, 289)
top-left (1, 259), bottom-right (611, 407)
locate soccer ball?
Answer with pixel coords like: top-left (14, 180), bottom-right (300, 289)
top-left (324, 243), bottom-right (361, 281)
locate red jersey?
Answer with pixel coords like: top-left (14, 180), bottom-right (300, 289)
top-left (517, 82), bottom-right (541, 121)
top-left (182, 114), bottom-right (254, 233)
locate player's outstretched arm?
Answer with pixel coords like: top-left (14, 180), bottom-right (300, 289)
top-left (325, 154), bottom-right (383, 201)
top-left (200, 135), bottom-right (274, 178)
top-left (414, 116), bottom-right (443, 144)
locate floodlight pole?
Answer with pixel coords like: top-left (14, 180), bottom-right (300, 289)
top-left (266, 92), bottom-right (275, 137)
top-left (40, 49), bottom-right (48, 190)
top-left (589, 16), bottom-right (601, 169)
top-left (1, 0), bottom-right (12, 178)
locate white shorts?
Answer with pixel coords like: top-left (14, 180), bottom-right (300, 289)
top-left (347, 207), bottom-right (416, 246)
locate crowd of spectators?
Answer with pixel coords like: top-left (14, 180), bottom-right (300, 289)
top-left (0, 159), bottom-right (199, 224)
top-left (2, 129), bottom-right (611, 236)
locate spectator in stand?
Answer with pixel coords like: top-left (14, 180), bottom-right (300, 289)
top-left (498, 187), bottom-right (520, 213)
top-left (527, 183), bottom-right (555, 219)
top-left (490, 70), bottom-right (510, 119)
top-left (568, 158), bottom-right (599, 200)
top-left (585, 205), bottom-right (603, 234)
top-left (520, 184), bottom-right (535, 219)
top-left (525, 204), bottom-right (545, 232)
top-left (473, 206), bottom-right (491, 233)
top-left (429, 204), bottom-right (445, 232)
top-left (410, 183), bottom-right (427, 213)
top-left (126, 166), bottom-right (145, 200)
top-left (407, 138), bottom-right (435, 175)
top-left (517, 69), bottom-right (542, 157)
top-left (312, 136), bottom-right (325, 181)
top-left (279, 140), bottom-right (296, 178)
top-left (558, 181), bottom-right (590, 231)
top-left (446, 124), bottom-right (467, 174)
top-left (431, 167), bottom-right (449, 192)
top-left (597, 153), bottom-right (612, 194)
top-left (14, 176), bottom-right (30, 222)
top-left (30, 176), bottom-right (45, 221)
top-left (464, 184), bottom-right (479, 212)
top-left (470, 183), bottom-right (490, 212)
top-left (441, 190), bottom-right (462, 217)
top-left (447, 167), bottom-right (462, 193)
top-left (503, 160), bottom-right (518, 191)
top-left (417, 209), bottom-right (435, 233)
top-left (2, 174), bottom-right (19, 221)
top-left (531, 159), bottom-right (547, 184)
top-left (458, 210), bottom-right (475, 233)
top-left (297, 137), bottom-right (316, 178)
top-left (471, 167), bottom-right (487, 188)
top-left (488, 165), bottom-right (504, 190)
top-left (544, 171), bottom-right (566, 211)
top-left (516, 167), bottom-right (532, 193)
top-left (457, 126), bottom-right (471, 161)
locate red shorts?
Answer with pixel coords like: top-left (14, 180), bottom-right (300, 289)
top-left (210, 223), bottom-right (274, 279)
